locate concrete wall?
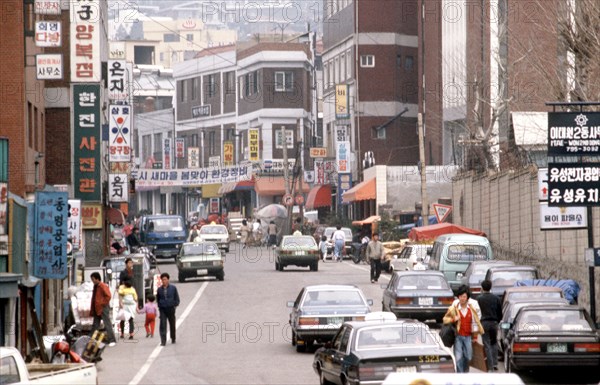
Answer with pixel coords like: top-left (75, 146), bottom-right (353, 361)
top-left (453, 168), bottom-right (600, 321)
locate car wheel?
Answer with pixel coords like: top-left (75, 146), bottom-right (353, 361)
top-left (278, 263), bottom-right (284, 271)
top-left (178, 273), bottom-right (185, 283)
top-left (291, 331), bottom-right (296, 346)
top-left (310, 262), bottom-right (318, 272)
top-left (216, 272), bottom-right (224, 281)
top-left (275, 262), bottom-right (280, 271)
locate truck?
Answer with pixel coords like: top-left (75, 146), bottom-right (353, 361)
top-left (138, 214), bottom-right (187, 259)
top-left (0, 346), bottom-right (97, 384)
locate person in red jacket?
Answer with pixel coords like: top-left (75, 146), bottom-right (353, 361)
top-left (90, 272), bottom-right (117, 346)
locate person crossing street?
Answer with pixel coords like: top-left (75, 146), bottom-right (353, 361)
top-left (366, 233), bottom-right (384, 283)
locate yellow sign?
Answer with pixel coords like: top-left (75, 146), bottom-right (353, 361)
top-left (249, 129), bottom-right (259, 161)
top-left (309, 148), bottom-right (327, 158)
top-left (81, 203), bottom-right (103, 229)
top-left (223, 141), bottom-right (234, 166)
top-left (335, 84), bottom-right (349, 119)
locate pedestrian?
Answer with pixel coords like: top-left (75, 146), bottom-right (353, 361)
top-left (126, 227), bottom-right (141, 251)
top-left (118, 277), bottom-right (138, 340)
top-left (188, 224), bottom-right (199, 242)
top-left (366, 233), bottom-right (384, 282)
top-left (331, 225), bottom-right (346, 262)
top-left (477, 279), bottom-right (502, 372)
top-left (89, 272), bottom-right (117, 347)
top-left (156, 272), bottom-right (180, 346)
top-left (252, 219), bottom-right (262, 246)
top-left (267, 221), bottom-right (278, 247)
top-left (137, 294), bottom-right (158, 338)
top-left (319, 235), bottom-right (328, 261)
top-left (240, 220), bottom-right (250, 249)
top-left (443, 285), bottom-right (484, 373)
top-left (118, 257), bottom-right (134, 286)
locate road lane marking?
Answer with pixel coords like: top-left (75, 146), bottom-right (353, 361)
top-left (129, 281), bottom-right (209, 385)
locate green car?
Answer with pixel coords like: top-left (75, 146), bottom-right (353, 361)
top-left (275, 235), bottom-right (320, 271)
top-left (176, 241), bottom-right (224, 282)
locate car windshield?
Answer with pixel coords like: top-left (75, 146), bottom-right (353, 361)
top-left (491, 271), bottom-right (537, 286)
top-left (469, 263), bottom-right (513, 284)
top-left (283, 237), bottom-right (317, 248)
top-left (182, 243), bottom-right (220, 255)
top-left (356, 325), bottom-right (437, 350)
top-left (506, 291), bottom-right (562, 302)
top-left (149, 218), bottom-right (184, 232)
top-left (302, 290), bottom-right (366, 307)
top-left (200, 226), bottom-right (227, 235)
top-left (507, 301), bottom-right (566, 323)
top-left (517, 309), bottom-right (592, 332)
top-left (447, 245), bottom-right (488, 262)
top-left (396, 275), bottom-right (449, 291)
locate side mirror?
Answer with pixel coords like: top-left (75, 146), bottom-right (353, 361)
top-left (500, 322), bottom-right (511, 330)
top-left (286, 301), bottom-right (295, 308)
top-left (367, 299), bottom-right (374, 306)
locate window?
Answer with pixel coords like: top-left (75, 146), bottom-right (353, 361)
top-left (208, 131), bottom-right (216, 155)
top-left (0, 356), bottom-right (20, 384)
top-left (335, 57), bottom-right (339, 83)
top-left (28, 102), bottom-right (33, 148)
top-left (360, 55), bottom-right (375, 68)
top-left (329, 62), bottom-right (334, 87)
top-left (206, 74), bottom-right (216, 98)
top-left (404, 56), bottom-right (414, 70)
top-left (225, 71), bottom-right (235, 94)
top-left (274, 71), bottom-right (294, 92)
top-left (397, 54), bottom-right (402, 67)
top-left (142, 135), bottom-right (152, 160)
top-left (191, 134), bottom-right (198, 147)
top-left (179, 80), bottom-right (187, 102)
top-left (346, 50), bottom-right (352, 78)
top-left (372, 126), bottom-right (386, 139)
top-left (153, 133), bottom-right (163, 161)
top-left (164, 33), bottom-right (180, 42)
top-left (186, 33), bottom-right (194, 42)
top-left (244, 71), bottom-right (258, 97)
top-left (192, 77), bottom-right (200, 100)
top-left (340, 54), bottom-right (346, 81)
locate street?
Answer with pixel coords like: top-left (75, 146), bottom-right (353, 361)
top-left (96, 245), bottom-right (599, 385)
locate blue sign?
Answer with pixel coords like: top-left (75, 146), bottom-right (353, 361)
top-left (337, 173), bottom-right (352, 206)
top-left (34, 191), bottom-right (68, 279)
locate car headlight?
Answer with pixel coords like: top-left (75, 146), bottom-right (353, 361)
top-left (175, 244), bottom-right (181, 249)
top-left (183, 262), bottom-right (191, 268)
top-left (213, 260), bottom-right (222, 266)
top-left (456, 272), bottom-right (464, 279)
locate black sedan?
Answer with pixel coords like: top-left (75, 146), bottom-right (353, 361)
top-left (288, 285), bottom-right (372, 352)
top-left (313, 313), bottom-right (455, 385)
top-left (502, 305), bottom-right (600, 373)
top-left (459, 260), bottom-right (514, 298)
top-left (381, 271), bottom-right (454, 323)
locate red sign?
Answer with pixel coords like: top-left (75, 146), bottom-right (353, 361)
top-left (283, 194), bottom-right (293, 207)
top-left (295, 194), bottom-right (304, 206)
top-left (432, 203), bottom-right (453, 223)
top-left (176, 138), bottom-right (185, 159)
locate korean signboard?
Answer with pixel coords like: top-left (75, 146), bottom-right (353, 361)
top-left (73, 84), bottom-right (101, 201)
top-left (35, 21), bottom-right (61, 47)
top-left (176, 138), bottom-right (185, 159)
top-left (547, 163), bottom-right (600, 206)
top-left (163, 138), bottom-right (172, 170)
top-left (335, 85), bottom-right (350, 119)
top-left (314, 160), bottom-right (336, 185)
top-left (547, 112), bottom-right (600, 155)
top-left (310, 148), bottom-right (327, 158)
top-left (210, 198), bottom-right (220, 213)
top-left (539, 203), bottom-right (587, 230)
top-left (108, 105), bottom-right (131, 162)
top-left (35, 0), bottom-right (60, 15)
top-left (188, 147), bottom-right (200, 168)
top-left (0, 138), bottom-right (7, 236)
top-left (109, 173), bottom-right (128, 203)
top-left (336, 126), bottom-right (348, 142)
top-left (67, 199), bottom-right (81, 250)
top-left (70, 0), bottom-right (101, 82)
top-left (249, 129), bottom-right (259, 161)
top-left (81, 202), bottom-right (103, 229)
top-left (192, 105), bottom-right (211, 118)
top-left (34, 191), bottom-right (68, 279)
top-left (260, 159), bottom-right (295, 173)
top-left (223, 141), bottom-right (234, 166)
top-left (338, 173), bottom-right (352, 205)
top-left (36, 54), bottom-right (62, 80)
top-left (209, 156), bottom-right (221, 167)
top-left (132, 164), bottom-right (252, 187)
top-left (108, 60), bottom-right (132, 101)
top-left (275, 129), bottom-right (294, 149)
top-left (336, 141), bottom-right (350, 173)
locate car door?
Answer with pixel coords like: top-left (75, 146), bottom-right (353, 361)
top-left (382, 274), bottom-right (397, 311)
top-left (290, 289), bottom-right (305, 331)
top-left (323, 326), bottom-right (351, 384)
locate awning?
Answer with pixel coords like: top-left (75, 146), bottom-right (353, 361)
top-left (202, 183), bottom-right (222, 198)
top-left (305, 185), bottom-right (332, 209)
top-left (342, 178), bottom-right (376, 203)
top-left (218, 179), bottom-right (255, 195)
top-left (255, 176), bottom-right (310, 196)
top-left (408, 223), bottom-right (487, 241)
top-left (107, 208), bottom-right (125, 225)
top-left (352, 215), bottom-right (381, 226)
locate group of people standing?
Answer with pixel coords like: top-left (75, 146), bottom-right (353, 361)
top-left (88, 259), bottom-right (181, 348)
top-left (239, 219), bottom-right (279, 248)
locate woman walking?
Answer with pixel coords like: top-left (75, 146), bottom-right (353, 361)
top-left (240, 220), bottom-right (250, 249)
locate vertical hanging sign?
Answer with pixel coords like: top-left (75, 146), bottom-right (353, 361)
top-left (67, 199), bottom-right (82, 250)
top-left (108, 105), bottom-right (131, 162)
top-left (176, 138), bottom-right (185, 159)
top-left (108, 174), bottom-right (128, 203)
top-left (163, 138), bottom-right (172, 169)
top-left (34, 191), bottom-right (68, 279)
top-left (108, 60), bottom-right (131, 101)
top-left (249, 129), bottom-right (259, 161)
top-left (223, 141), bottom-right (234, 166)
top-left (70, 0), bottom-right (101, 82)
top-left (73, 84), bottom-right (101, 201)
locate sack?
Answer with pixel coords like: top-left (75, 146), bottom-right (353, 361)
top-left (116, 309), bottom-right (127, 321)
top-left (440, 323), bottom-right (456, 347)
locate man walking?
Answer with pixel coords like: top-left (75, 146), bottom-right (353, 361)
top-left (156, 273), bottom-right (180, 346)
top-left (331, 225), bottom-right (346, 262)
top-left (477, 279), bottom-right (502, 372)
top-left (89, 272), bottom-right (117, 347)
top-left (366, 233), bottom-right (384, 283)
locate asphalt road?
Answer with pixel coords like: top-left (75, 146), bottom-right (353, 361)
top-left (95, 245), bottom-right (599, 385)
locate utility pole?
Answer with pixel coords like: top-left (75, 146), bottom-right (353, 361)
top-left (418, 113), bottom-right (429, 224)
top-left (282, 126), bottom-right (291, 235)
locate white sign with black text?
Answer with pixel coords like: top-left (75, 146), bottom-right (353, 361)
top-left (35, 21), bottom-right (61, 47)
top-left (36, 54), bottom-right (63, 80)
top-left (109, 174), bottom-right (129, 203)
top-left (539, 203), bottom-right (587, 230)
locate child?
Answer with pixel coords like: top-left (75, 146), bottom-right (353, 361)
top-left (138, 294), bottom-right (158, 338)
top-left (319, 235), bottom-right (328, 261)
top-left (118, 278), bottom-right (138, 340)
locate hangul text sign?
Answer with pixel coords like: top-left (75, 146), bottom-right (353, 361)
top-left (68, 199), bottom-right (82, 250)
top-left (108, 105), bottom-right (131, 162)
top-left (223, 141), bottom-right (234, 166)
top-left (133, 165), bottom-right (252, 187)
top-left (35, 21), bottom-right (61, 47)
top-left (547, 163), bottom-right (600, 206)
top-left (188, 147), bottom-right (200, 168)
top-left (73, 84), bottom-right (101, 201)
top-left (176, 138), bottom-right (185, 159)
top-left (249, 129), bottom-right (259, 161)
top-left (108, 60), bottom-right (131, 101)
top-left (81, 202), bottom-right (103, 229)
top-left (36, 54), bottom-right (63, 80)
top-left (70, 0), bottom-right (101, 82)
top-left (109, 173), bottom-right (128, 203)
top-left (163, 138), bottom-right (172, 169)
top-left (35, 0), bottom-right (60, 15)
top-left (34, 192), bottom-right (68, 279)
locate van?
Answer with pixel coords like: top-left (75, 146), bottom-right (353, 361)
top-left (428, 233), bottom-right (493, 291)
top-left (139, 214), bottom-right (187, 258)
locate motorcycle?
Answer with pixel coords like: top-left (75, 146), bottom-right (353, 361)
top-left (351, 243), bottom-right (368, 264)
top-left (48, 324), bottom-right (106, 364)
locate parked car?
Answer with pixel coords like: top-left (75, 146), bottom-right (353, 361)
top-left (501, 286), bottom-right (565, 309)
top-left (501, 305), bottom-right (600, 373)
top-left (287, 284), bottom-right (372, 352)
top-left (390, 243), bottom-right (433, 272)
top-left (175, 241), bottom-right (224, 282)
top-left (100, 253), bottom-right (157, 297)
top-left (427, 234), bottom-right (493, 292)
top-left (323, 227), bottom-right (353, 257)
top-left (460, 260), bottom-right (515, 298)
top-left (197, 224), bottom-right (230, 253)
top-left (275, 235), bottom-right (320, 271)
top-left (313, 312), bottom-right (455, 385)
top-left (498, 297), bottom-right (570, 355)
top-left (382, 271), bottom-right (454, 323)
top-left (484, 265), bottom-right (539, 297)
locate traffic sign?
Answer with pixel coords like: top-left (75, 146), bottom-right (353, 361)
top-left (282, 194), bottom-right (293, 207)
top-left (432, 203), bottom-right (452, 223)
top-left (538, 168), bottom-right (548, 201)
top-left (295, 194), bottom-right (304, 206)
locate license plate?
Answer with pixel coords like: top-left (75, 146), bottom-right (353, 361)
top-left (396, 366), bottom-right (417, 373)
top-left (418, 297), bottom-right (433, 305)
top-left (547, 343), bottom-right (567, 353)
top-left (328, 317), bottom-right (344, 325)
top-left (196, 269), bottom-right (208, 275)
